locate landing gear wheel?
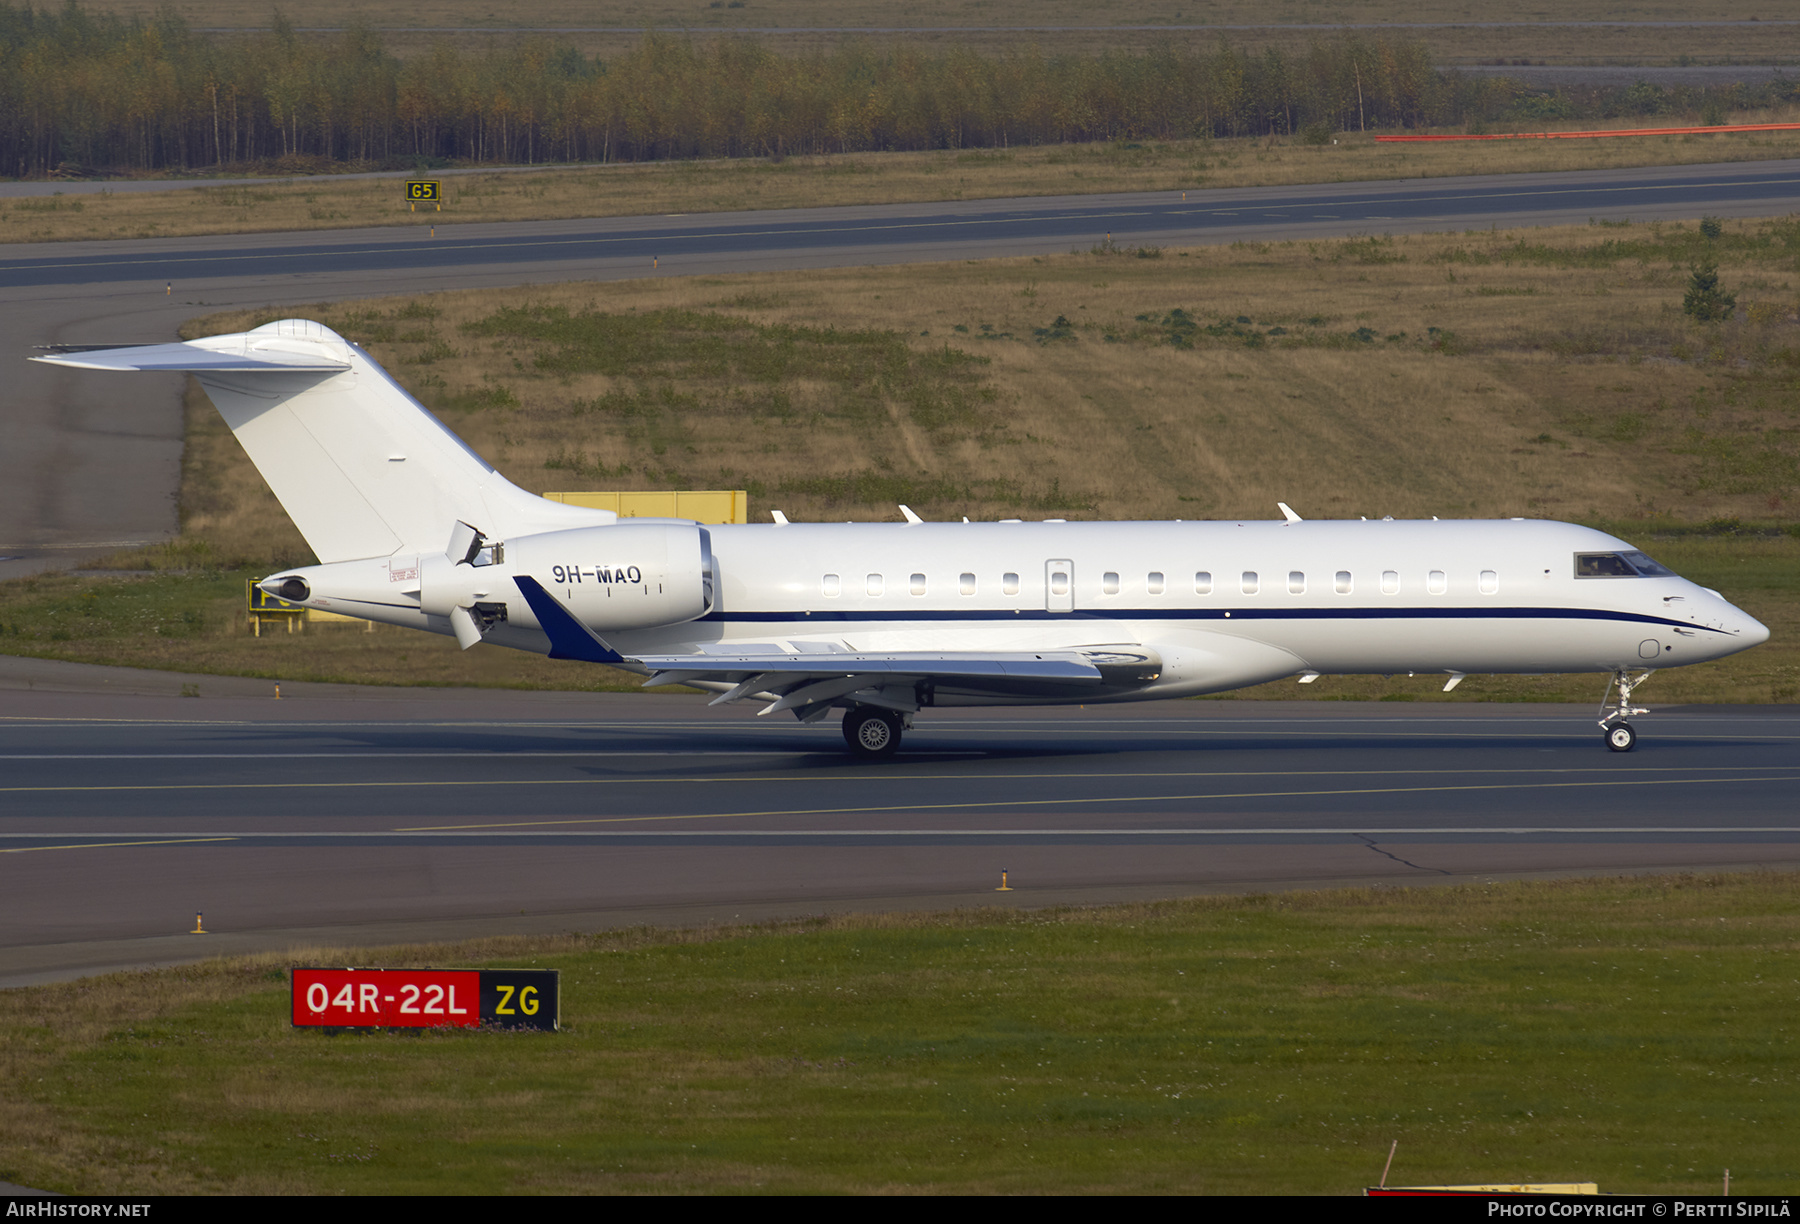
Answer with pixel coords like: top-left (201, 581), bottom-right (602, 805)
top-left (1598, 669), bottom-right (1650, 754)
top-left (843, 707), bottom-right (902, 759)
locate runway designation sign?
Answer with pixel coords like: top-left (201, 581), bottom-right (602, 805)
top-left (291, 967), bottom-right (559, 1031)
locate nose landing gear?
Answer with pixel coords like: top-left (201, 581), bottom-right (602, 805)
top-left (1599, 668), bottom-right (1651, 752)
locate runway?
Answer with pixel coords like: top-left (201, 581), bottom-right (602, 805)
top-left (5, 158), bottom-right (1800, 574)
top-left (3, 659), bottom-right (1795, 987)
top-left (8, 161), bottom-right (1800, 292)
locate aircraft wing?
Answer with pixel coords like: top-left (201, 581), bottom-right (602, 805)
top-left (634, 651), bottom-right (1104, 683)
top-left (633, 649), bottom-right (1126, 718)
top-left (512, 575), bottom-right (1155, 718)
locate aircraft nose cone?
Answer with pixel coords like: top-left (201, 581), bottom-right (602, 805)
top-left (1739, 613), bottom-right (1771, 648)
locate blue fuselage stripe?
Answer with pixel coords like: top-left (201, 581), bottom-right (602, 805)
top-left (696, 606), bottom-right (1723, 634)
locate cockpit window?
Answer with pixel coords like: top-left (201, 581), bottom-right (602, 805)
top-left (1575, 551), bottom-right (1673, 578)
top-left (1619, 550), bottom-right (1673, 576)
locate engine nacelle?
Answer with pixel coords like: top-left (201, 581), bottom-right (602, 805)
top-left (493, 522), bottom-right (714, 631)
top-left (263, 521), bottom-right (714, 641)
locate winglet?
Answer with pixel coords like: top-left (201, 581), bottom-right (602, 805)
top-left (1277, 502), bottom-right (1303, 524)
top-left (770, 510), bottom-right (789, 525)
top-left (899, 505), bottom-right (923, 524)
top-left (512, 576), bottom-right (626, 664)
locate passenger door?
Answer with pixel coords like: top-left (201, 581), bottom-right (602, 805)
top-left (1045, 559), bottom-right (1074, 613)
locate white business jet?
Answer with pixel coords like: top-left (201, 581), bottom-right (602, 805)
top-left (36, 319), bottom-right (1769, 757)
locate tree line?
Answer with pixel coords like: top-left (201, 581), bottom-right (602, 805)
top-left (2, 3), bottom-right (1793, 176)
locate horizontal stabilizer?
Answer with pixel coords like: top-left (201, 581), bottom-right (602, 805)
top-left (33, 341), bottom-right (350, 373)
top-left (31, 319), bottom-right (618, 563)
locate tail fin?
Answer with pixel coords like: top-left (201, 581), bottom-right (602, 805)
top-left (34, 319), bottom-right (612, 563)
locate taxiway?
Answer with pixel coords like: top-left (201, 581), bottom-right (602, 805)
top-left (3, 659), bottom-right (1794, 987)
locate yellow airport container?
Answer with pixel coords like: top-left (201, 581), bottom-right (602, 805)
top-left (542, 490), bottom-right (747, 524)
top-left (246, 580), bottom-right (305, 636)
top-left (307, 608), bottom-right (373, 629)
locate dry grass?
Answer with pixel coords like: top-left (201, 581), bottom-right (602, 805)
top-left (179, 217), bottom-right (1800, 535)
top-left (10, 122), bottom-right (1800, 245)
top-left (8, 215), bottom-right (1782, 699)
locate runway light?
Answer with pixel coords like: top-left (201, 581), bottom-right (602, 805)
top-left (996, 870), bottom-right (1013, 892)
top-left (191, 912), bottom-right (206, 934)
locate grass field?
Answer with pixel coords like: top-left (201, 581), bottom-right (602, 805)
top-left (4, 215), bottom-right (1794, 699)
top-left (172, 219), bottom-right (1800, 537)
top-left (11, 124), bottom-right (1800, 245)
top-left (1, 873), bottom-right (1795, 1194)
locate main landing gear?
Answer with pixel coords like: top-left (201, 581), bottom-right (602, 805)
top-left (842, 706), bottom-right (905, 759)
top-left (1598, 668), bottom-right (1651, 752)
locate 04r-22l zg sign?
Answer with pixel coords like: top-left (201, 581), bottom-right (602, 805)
top-left (291, 968), bottom-right (559, 1031)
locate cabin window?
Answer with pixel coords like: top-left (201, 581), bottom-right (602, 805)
top-left (959, 572), bottom-right (976, 596)
top-left (1003, 572), bottom-right (1020, 596)
top-left (1102, 572), bottom-right (1120, 596)
top-left (822, 574), bottom-right (841, 597)
top-left (866, 574), bottom-right (884, 597)
top-left (1288, 571), bottom-right (1305, 595)
top-left (1428, 570), bottom-right (1447, 595)
top-left (1241, 571), bottom-right (1259, 595)
top-left (1334, 571), bottom-right (1352, 595)
top-left (1147, 572), bottom-right (1165, 595)
top-left (910, 573), bottom-right (927, 596)
top-left (1381, 570), bottom-right (1399, 595)
top-left (1050, 572), bottom-right (1071, 597)
top-left (1480, 570), bottom-right (1499, 595)
top-left (1195, 571), bottom-right (1213, 595)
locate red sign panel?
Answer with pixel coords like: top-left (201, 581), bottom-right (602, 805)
top-left (292, 968), bottom-right (481, 1028)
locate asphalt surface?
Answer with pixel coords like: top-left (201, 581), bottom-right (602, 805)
top-left (8, 161), bottom-right (1800, 292)
top-left (3, 657), bottom-right (1795, 988)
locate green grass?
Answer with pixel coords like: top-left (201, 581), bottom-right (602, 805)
top-left (0, 568), bottom-right (646, 690)
top-left (3, 874), bottom-right (1797, 1193)
top-left (2, 534), bottom-right (1790, 701)
top-left (466, 302), bottom-right (999, 442)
